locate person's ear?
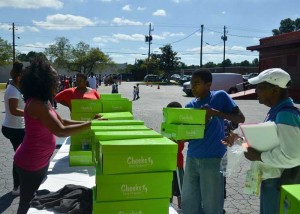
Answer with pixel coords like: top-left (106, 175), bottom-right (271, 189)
top-left (272, 85), bottom-right (281, 95)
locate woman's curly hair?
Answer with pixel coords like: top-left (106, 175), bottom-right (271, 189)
top-left (20, 58), bottom-right (59, 102)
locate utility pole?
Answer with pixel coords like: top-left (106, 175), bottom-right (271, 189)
top-left (200, 24), bottom-right (204, 68)
top-left (12, 22), bottom-right (16, 62)
top-left (221, 26), bottom-right (227, 72)
top-left (145, 23), bottom-right (153, 75)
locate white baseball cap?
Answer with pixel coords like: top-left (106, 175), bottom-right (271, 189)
top-left (248, 68), bottom-right (291, 88)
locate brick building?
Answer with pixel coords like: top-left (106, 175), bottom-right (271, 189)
top-left (247, 31), bottom-right (300, 101)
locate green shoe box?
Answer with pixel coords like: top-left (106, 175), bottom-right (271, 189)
top-left (91, 120), bottom-right (144, 126)
top-left (71, 112), bottom-right (99, 121)
top-left (91, 125), bottom-right (149, 132)
top-left (70, 133), bottom-right (92, 150)
top-left (163, 107), bottom-right (206, 124)
top-left (71, 99), bottom-right (102, 113)
top-left (91, 125), bottom-right (150, 165)
top-left (100, 93), bottom-right (122, 100)
top-left (94, 130), bottom-right (162, 141)
top-left (161, 122), bottom-right (205, 140)
top-left (93, 187), bottom-right (169, 214)
top-left (69, 151), bottom-right (93, 166)
top-left (279, 185), bottom-right (300, 214)
top-left (95, 137), bottom-right (177, 174)
top-left (95, 169), bottom-right (173, 201)
top-left (101, 98), bottom-right (132, 113)
top-left (98, 112), bottom-right (134, 120)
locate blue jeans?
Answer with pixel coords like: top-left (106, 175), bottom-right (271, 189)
top-left (181, 157), bottom-right (224, 214)
top-left (260, 178), bottom-right (281, 214)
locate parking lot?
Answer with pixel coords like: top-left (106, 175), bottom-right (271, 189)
top-left (1, 81), bottom-right (299, 213)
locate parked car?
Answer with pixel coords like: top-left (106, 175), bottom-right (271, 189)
top-left (178, 75), bottom-right (192, 85)
top-left (242, 73), bottom-right (259, 81)
top-left (170, 74), bottom-right (181, 82)
top-left (144, 74), bottom-right (161, 82)
top-left (183, 73), bottom-right (244, 97)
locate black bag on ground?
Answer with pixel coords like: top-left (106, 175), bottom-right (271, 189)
top-left (30, 184), bottom-right (92, 214)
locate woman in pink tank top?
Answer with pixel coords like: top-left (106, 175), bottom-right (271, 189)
top-left (14, 58), bottom-right (93, 214)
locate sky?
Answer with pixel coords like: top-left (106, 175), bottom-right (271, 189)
top-left (0, 0), bottom-right (299, 66)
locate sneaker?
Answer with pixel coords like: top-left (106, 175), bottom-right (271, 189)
top-left (12, 187), bottom-right (20, 196)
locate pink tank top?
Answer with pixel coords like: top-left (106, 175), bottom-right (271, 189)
top-left (14, 99), bottom-right (57, 171)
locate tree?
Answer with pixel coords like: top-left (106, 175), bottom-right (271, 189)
top-left (272, 18), bottom-right (299, 35)
top-left (44, 37), bottom-right (72, 69)
top-left (45, 38), bottom-right (112, 74)
top-left (240, 60), bottom-right (250, 67)
top-left (295, 18), bottom-right (300, 31)
top-left (158, 44), bottom-right (181, 78)
top-left (252, 58), bottom-right (259, 66)
top-left (204, 62), bottom-right (216, 68)
top-left (17, 51), bottom-right (47, 62)
top-left (0, 37), bottom-right (13, 64)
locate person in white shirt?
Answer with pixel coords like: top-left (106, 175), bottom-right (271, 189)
top-left (88, 72), bottom-right (97, 90)
top-left (223, 68), bottom-right (300, 214)
top-left (1, 61), bottom-right (25, 196)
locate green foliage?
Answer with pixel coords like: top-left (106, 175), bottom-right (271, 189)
top-left (17, 51), bottom-right (47, 62)
top-left (44, 37), bottom-right (112, 74)
top-left (0, 37), bottom-right (13, 64)
top-left (272, 18), bottom-right (300, 35)
top-left (158, 44), bottom-right (181, 77)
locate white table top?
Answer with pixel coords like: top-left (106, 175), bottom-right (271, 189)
top-left (28, 137), bottom-right (178, 214)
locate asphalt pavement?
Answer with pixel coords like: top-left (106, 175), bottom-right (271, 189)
top-left (1, 81), bottom-right (298, 214)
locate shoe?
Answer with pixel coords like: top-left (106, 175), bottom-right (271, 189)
top-left (12, 187), bottom-right (20, 196)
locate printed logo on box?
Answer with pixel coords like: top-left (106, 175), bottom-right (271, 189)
top-left (121, 184), bottom-right (148, 196)
top-left (185, 130), bottom-right (197, 137)
top-left (111, 106), bottom-right (124, 110)
top-left (178, 115), bottom-right (193, 123)
top-left (127, 156), bottom-right (154, 168)
top-left (80, 106), bottom-right (93, 111)
top-left (118, 211), bottom-right (143, 214)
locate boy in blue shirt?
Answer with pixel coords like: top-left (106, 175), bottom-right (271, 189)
top-left (181, 69), bottom-right (245, 214)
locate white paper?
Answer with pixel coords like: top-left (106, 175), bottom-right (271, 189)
top-left (239, 121), bottom-right (280, 152)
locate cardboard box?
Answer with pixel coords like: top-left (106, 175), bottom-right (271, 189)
top-left (91, 125), bottom-right (149, 132)
top-left (100, 93), bottom-right (122, 100)
top-left (69, 151), bottom-right (93, 166)
top-left (96, 137), bottom-right (177, 174)
top-left (94, 130), bottom-right (162, 141)
top-left (91, 120), bottom-right (144, 126)
top-left (161, 122), bottom-right (205, 140)
top-left (71, 112), bottom-right (99, 121)
top-left (95, 169), bottom-right (173, 201)
top-left (98, 112), bottom-right (134, 120)
top-left (93, 187), bottom-right (169, 214)
top-left (101, 99), bottom-right (132, 113)
top-left (163, 107), bottom-right (206, 124)
top-left (71, 99), bottom-right (102, 113)
top-left (279, 185), bottom-right (300, 214)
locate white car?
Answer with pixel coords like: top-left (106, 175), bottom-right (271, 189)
top-left (183, 73), bottom-right (244, 96)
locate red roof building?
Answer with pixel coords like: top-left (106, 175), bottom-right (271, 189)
top-left (247, 31), bottom-right (300, 101)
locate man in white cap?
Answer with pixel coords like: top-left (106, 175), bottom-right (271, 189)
top-left (223, 68), bottom-right (300, 214)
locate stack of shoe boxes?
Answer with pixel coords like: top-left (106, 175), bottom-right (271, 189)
top-left (69, 99), bottom-right (102, 166)
top-left (91, 127), bottom-right (178, 213)
top-left (69, 94), bottom-right (134, 167)
top-left (161, 108), bottom-right (206, 140)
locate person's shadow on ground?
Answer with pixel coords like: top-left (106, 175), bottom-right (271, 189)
top-left (0, 192), bottom-right (18, 213)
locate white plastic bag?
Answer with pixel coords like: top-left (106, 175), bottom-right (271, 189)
top-left (220, 137), bottom-right (247, 177)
